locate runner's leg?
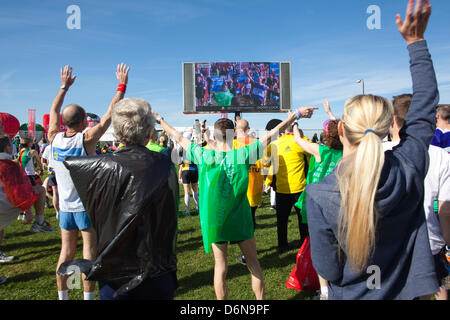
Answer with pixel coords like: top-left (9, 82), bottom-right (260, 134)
top-left (183, 183), bottom-right (191, 214)
top-left (211, 242), bottom-right (228, 300)
top-left (32, 185), bottom-right (46, 223)
top-left (80, 227), bottom-right (97, 297)
top-left (238, 238), bottom-right (265, 300)
top-left (191, 182), bottom-right (199, 211)
top-left (56, 229), bottom-right (78, 296)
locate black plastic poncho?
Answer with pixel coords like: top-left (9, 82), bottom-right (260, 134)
top-left (57, 145), bottom-right (178, 296)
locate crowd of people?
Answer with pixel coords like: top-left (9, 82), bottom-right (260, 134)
top-left (0, 0), bottom-right (449, 300)
top-left (195, 62), bottom-right (280, 108)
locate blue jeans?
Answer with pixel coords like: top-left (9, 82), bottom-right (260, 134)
top-left (98, 272), bottom-right (177, 300)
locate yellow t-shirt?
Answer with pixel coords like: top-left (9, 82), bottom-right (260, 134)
top-left (233, 138), bottom-right (264, 207)
top-left (247, 160), bottom-right (264, 207)
top-left (266, 134), bottom-right (310, 194)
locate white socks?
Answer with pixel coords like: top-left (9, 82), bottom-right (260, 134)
top-left (193, 192), bottom-right (199, 210)
top-left (320, 286), bottom-right (328, 297)
top-left (58, 290), bottom-right (68, 300)
top-left (270, 188), bottom-right (276, 206)
top-left (58, 290), bottom-right (95, 300)
top-left (184, 194), bottom-right (190, 213)
top-left (84, 291), bottom-right (95, 300)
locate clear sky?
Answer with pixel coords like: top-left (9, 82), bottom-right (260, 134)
top-left (1, 0), bottom-right (449, 135)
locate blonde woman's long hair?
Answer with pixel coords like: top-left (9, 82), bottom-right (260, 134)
top-left (336, 95), bottom-right (394, 272)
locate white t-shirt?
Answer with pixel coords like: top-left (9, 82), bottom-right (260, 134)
top-left (41, 144), bottom-right (52, 169)
top-left (52, 132), bottom-right (87, 212)
top-left (383, 141), bottom-right (450, 254)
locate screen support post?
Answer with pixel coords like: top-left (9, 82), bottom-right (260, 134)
top-left (234, 111), bottom-right (241, 125)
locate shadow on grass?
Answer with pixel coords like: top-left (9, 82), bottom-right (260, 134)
top-left (6, 247), bottom-right (61, 265)
top-left (4, 271), bottom-right (55, 284)
top-left (255, 212), bottom-right (277, 221)
top-left (175, 240), bottom-right (302, 297)
top-left (287, 290), bottom-right (316, 300)
top-left (3, 230), bottom-right (36, 239)
top-left (2, 238), bottom-right (61, 252)
top-left (177, 227), bottom-right (197, 236)
top-left (257, 239), bottom-right (301, 255)
top-left (254, 222), bottom-right (277, 230)
top-left (177, 239), bottom-right (204, 252)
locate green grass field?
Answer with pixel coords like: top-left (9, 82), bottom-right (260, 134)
top-left (0, 182), bottom-right (314, 300)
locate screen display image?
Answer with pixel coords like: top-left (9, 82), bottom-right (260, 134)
top-left (194, 62), bottom-right (281, 112)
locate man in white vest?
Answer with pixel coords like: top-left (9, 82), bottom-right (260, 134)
top-left (48, 64), bottom-right (130, 300)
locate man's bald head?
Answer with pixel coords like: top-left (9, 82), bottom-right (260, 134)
top-left (62, 104), bottom-right (86, 129)
top-left (236, 119), bottom-right (249, 132)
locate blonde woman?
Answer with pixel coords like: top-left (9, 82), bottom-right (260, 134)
top-left (307, 0), bottom-right (440, 299)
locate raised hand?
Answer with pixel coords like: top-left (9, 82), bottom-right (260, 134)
top-left (323, 99), bottom-right (331, 113)
top-left (116, 63), bottom-right (130, 84)
top-left (296, 106), bottom-right (319, 119)
top-left (323, 98), bottom-right (337, 120)
top-left (396, 0), bottom-right (432, 45)
top-left (60, 65), bottom-right (76, 88)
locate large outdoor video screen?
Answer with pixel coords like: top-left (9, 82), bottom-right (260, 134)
top-left (193, 62), bottom-right (281, 113)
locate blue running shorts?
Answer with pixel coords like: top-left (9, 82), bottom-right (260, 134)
top-left (59, 211), bottom-right (91, 231)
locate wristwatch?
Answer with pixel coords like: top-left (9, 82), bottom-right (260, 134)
top-left (156, 116), bottom-right (163, 124)
top-left (60, 84), bottom-right (68, 91)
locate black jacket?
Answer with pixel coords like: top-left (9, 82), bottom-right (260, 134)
top-left (60, 145), bottom-right (178, 296)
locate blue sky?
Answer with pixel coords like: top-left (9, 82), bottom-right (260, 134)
top-left (1, 0), bottom-right (449, 136)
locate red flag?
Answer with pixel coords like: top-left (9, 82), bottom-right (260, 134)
top-left (28, 109), bottom-right (36, 137)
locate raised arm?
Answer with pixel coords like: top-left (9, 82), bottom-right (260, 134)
top-left (293, 122), bottom-right (321, 161)
top-left (323, 99), bottom-right (336, 120)
top-left (83, 63), bottom-right (130, 155)
top-left (259, 107), bottom-right (318, 148)
top-left (152, 111), bottom-right (191, 151)
top-left (395, 0), bottom-right (438, 174)
top-left (48, 66), bottom-right (76, 143)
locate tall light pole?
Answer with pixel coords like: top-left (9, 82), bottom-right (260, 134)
top-left (356, 79), bottom-right (365, 95)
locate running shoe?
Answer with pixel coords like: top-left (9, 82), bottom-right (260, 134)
top-left (30, 221), bottom-right (56, 233)
top-left (236, 254), bottom-right (247, 266)
top-left (0, 276), bottom-right (6, 285)
top-left (0, 251), bottom-right (14, 263)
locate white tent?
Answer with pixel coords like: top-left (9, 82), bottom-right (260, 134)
top-left (99, 126), bottom-right (116, 143)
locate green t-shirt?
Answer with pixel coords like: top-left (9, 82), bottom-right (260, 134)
top-left (146, 142), bottom-right (165, 153)
top-left (295, 144), bottom-right (343, 223)
top-left (188, 141), bottom-right (262, 253)
top-left (214, 90), bottom-right (234, 107)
